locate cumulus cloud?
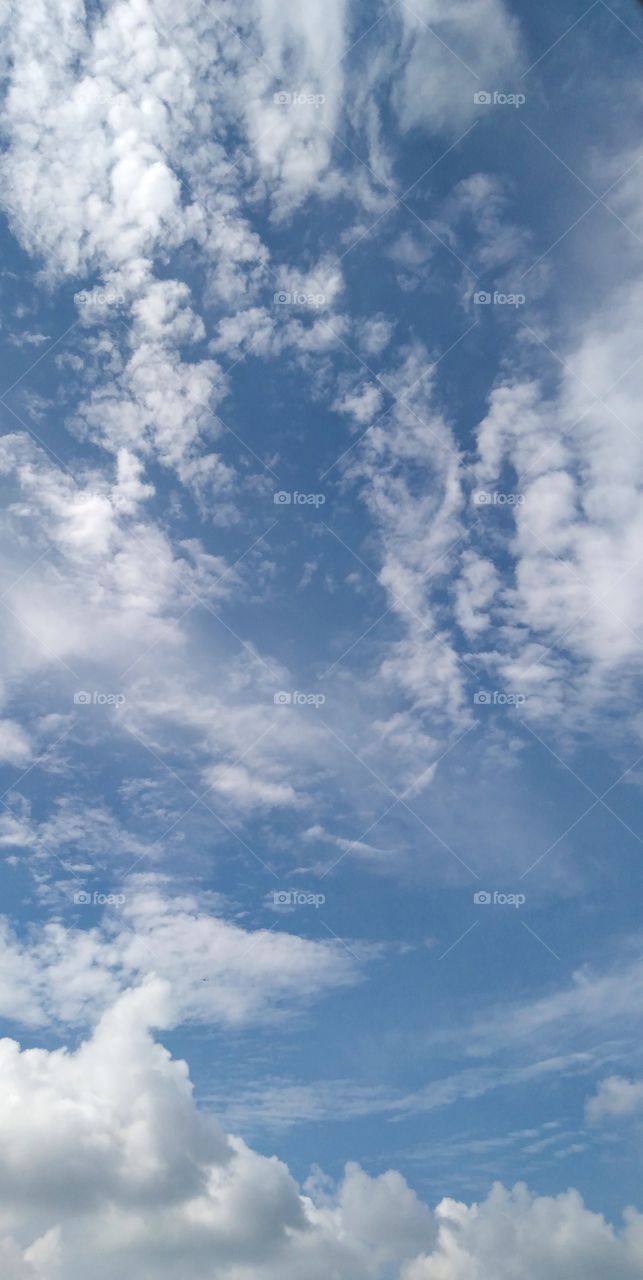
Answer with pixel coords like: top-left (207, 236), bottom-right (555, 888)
top-left (586, 1076), bottom-right (643, 1125)
top-left (402, 1183), bottom-right (643, 1280)
top-left (0, 990), bottom-right (641, 1280)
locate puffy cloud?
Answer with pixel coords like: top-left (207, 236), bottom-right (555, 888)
top-left (0, 0), bottom-right (272, 490)
top-left (470, 263), bottom-right (643, 724)
top-left (0, 991), bottom-right (641, 1280)
top-left (402, 1183), bottom-right (643, 1280)
top-left (586, 1076), bottom-right (643, 1125)
top-left (0, 0), bottom-right (190, 276)
top-left (0, 982), bottom-right (432, 1280)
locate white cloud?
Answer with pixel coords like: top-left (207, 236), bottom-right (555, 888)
top-left (586, 1076), bottom-right (643, 1125)
top-left (302, 822), bottom-right (393, 862)
top-left (442, 173), bottom-right (531, 272)
top-left (356, 315), bottom-right (394, 358)
top-left (0, 719), bottom-right (32, 765)
top-left (0, 0), bottom-right (273, 491)
top-left (470, 266), bottom-right (643, 723)
top-left (343, 345), bottom-right (470, 738)
top-left (0, 879), bottom-right (361, 1031)
top-left (440, 947), bottom-right (643, 1065)
top-left (0, 989), bottom-right (641, 1279)
top-left (0, 981), bottom-right (434, 1280)
top-left (203, 762), bottom-right (301, 809)
top-left (402, 1183), bottom-right (643, 1280)
top-left (0, 434), bottom-right (210, 683)
top-left (453, 550), bottom-right (498, 639)
top-left (243, 0), bottom-right (348, 214)
top-left (334, 380), bottom-right (383, 424)
top-left (0, 0), bottom-right (190, 277)
top-left (392, 0), bottom-right (522, 136)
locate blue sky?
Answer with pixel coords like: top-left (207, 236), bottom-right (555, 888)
top-left (1, 1), bottom-right (643, 1276)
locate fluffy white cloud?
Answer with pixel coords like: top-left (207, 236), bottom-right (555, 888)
top-left (586, 1076), bottom-right (643, 1124)
top-left (0, 879), bottom-right (361, 1030)
top-left (1, 0), bottom-right (191, 276)
top-left (0, 987), bottom-right (641, 1280)
top-left (470, 266), bottom-right (643, 723)
top-left (402, 1183), bottom-right (643, 1280)
top-left (0, 980), bottom-right (433, 1280)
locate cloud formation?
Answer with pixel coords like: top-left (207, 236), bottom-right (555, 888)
top-left (0, 986), bottom-right (642, 1280)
